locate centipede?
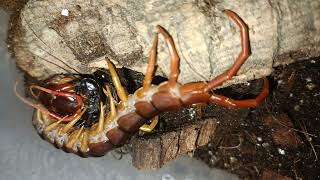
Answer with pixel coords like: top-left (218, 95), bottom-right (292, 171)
top-left (15, 10), bottom-right (269, 157)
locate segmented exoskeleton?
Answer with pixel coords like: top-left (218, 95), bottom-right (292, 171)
top-left (15, 10), bottom-right (269, 157)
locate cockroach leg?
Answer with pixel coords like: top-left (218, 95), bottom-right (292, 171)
top-left (204, 9), bottom-right (251, 91)
top-left (139, 116), bottom-right (159, 132)
top-left (209, 78), bottom-right (269, 108)
top-left (106, 58), bottom-right (128, 106)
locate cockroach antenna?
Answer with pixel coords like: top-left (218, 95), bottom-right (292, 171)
top-left (21, 12), bottom-right (81, 74)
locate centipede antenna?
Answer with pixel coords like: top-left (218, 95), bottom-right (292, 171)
top-left (35, 43), bottom-right (81, 74)
top-left (21, 13), bottom-right (81, 74)
top-left (21, 13), bottom-right (51, 49)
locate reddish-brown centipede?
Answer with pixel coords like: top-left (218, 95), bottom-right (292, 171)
top-left (15, 10), bottom-right (269, 157)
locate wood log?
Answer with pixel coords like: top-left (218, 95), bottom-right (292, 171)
top-left (131, 118), bottom-right (217, 170)
top-left (9, 0), bottom-right (320, 87)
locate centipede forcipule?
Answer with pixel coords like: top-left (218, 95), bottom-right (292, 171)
top-left (15, 10), bottom-right (269, 157)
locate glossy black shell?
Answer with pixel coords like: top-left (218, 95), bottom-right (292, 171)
top-left (38, 72), bottom-right (114, 128)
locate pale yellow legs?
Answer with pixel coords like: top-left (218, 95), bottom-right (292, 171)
top-left (139, 116), bottom-right (159, 132)
top-left (106, 57), bottom-right (159, 132)
top-left (39, 85), bottom-right (117, 152)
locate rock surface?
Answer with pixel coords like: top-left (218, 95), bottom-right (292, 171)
top-left (11, 0), bottom-right (320, 86)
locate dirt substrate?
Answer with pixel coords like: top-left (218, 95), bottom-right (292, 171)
top-left (194, 58), bottom-right (320, 179)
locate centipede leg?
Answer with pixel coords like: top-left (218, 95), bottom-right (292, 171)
top-left (139, 116), bottom-right (159, 132)
top-left (157, 25), bottom-right (180, 87)
top-left (204, 10), bottom-right (251, 92)
top-left (209, 78), bottom-right (269, 108)
top-left (139, 32), bottom-right (159, 96)
top-left (90, 102), bottom-right (105, 136)
top-left (59, 108), bottom-right (86, 134)
top-left (66, 127), bottom-right (84, 150)
top-left (106, 58), bottom-right (128, 106)
top-left (140, 25), bottom-right (181, 94)
top-left (103, 86), bottom-right (117, 125)
top-left (136, 26), bottom-right (180, 132)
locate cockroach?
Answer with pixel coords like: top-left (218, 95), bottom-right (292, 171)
top-left (15, 10), bottom-right (269, 157)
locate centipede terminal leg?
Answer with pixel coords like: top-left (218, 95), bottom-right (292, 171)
top-left (209, 78), bottom-right (269, 108)
top-left (204, 10), bottom-right (269, 108)
top-left (204, 10), bottom-right (251, 92)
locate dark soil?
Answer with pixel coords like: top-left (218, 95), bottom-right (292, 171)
top-left (194, 58), bottom-right (320, 179)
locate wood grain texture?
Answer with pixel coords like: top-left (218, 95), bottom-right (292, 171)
top-left (131, 118), bottom-right (217, 170)
top-left (9, 0), bottom-right (320, 87)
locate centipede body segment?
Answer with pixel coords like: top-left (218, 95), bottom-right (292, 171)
top-left (15, 10), bottom-right (269, 157)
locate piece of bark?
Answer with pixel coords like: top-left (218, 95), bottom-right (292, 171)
top-left (9, 0), bottom-right (320, 87)
top-left (131, 118), bottom-right (217, 170)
